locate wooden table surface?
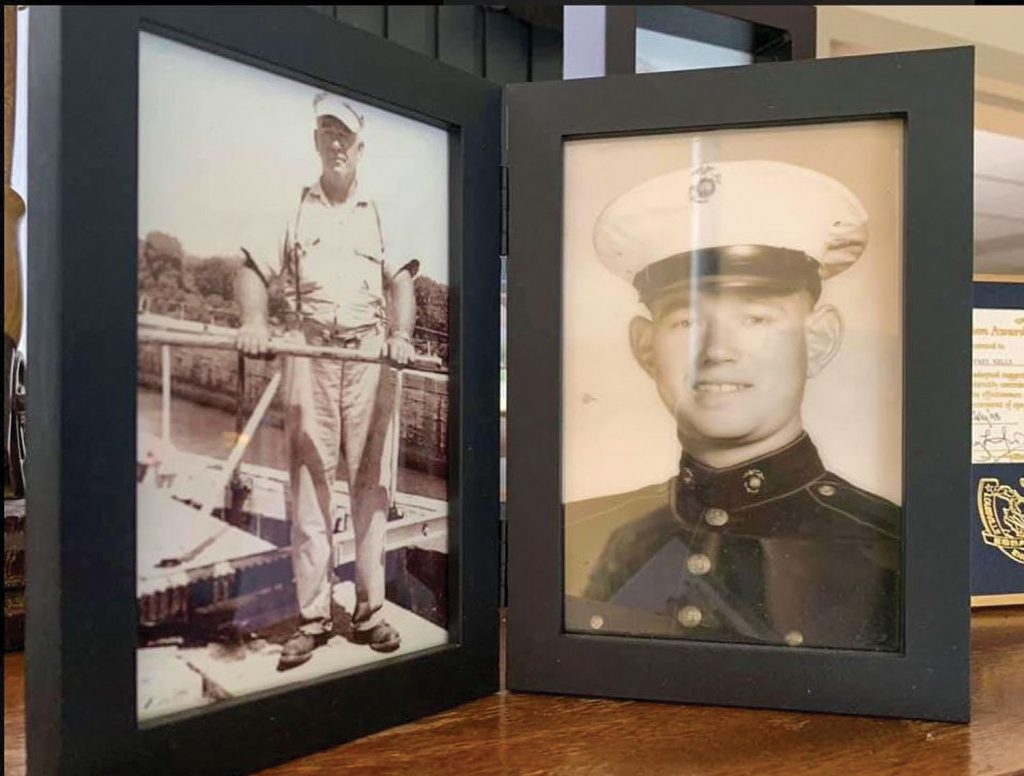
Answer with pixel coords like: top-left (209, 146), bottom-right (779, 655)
top-left (5, 608), bottom-right (1023, 775)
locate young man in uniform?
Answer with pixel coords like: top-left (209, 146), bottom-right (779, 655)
top-left (565, 160), bottom-right (901, 651)
top-left (236, 92), bottom-right (418, 668)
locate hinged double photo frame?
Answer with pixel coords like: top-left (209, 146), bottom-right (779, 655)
top-left (26, 6), bottom-right (973, 775)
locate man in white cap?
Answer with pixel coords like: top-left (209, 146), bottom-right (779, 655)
top-left (236, 92), bottom-right (418, 667)
top-left (565, 161), bottom-right (900, 651)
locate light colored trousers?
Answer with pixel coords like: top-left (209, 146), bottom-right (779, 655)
top-left (282, 330), bottom-right (396, 635)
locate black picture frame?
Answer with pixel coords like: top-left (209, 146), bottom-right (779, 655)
top-left (506, 48), bottom-right (974, 721)
top-left (27, 6), bottom-right (500, 774)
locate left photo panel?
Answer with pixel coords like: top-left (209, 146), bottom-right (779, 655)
top-left (136, 31), bottom-right (452, 721)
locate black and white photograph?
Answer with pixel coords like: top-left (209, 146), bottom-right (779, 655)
top-left (562, 121), bottom-right (904, 651)
top-left (135, 31), bottom-right (452, 720)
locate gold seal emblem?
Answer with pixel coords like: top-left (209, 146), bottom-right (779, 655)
top-left (977, 476), bottom-right (1024, 565)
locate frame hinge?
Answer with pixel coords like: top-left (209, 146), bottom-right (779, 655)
top-left (499, 501), bottom-right (508, 607)
top-left (500, 164), bottom-right (509, 259)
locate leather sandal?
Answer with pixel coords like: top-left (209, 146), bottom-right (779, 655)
top-left (277, 629), bottom-right (329, 670)
top-left (350, 621), bottom-right (401, 653)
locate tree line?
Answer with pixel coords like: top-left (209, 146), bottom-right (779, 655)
top-left (138, 231), bottom-right (450, 359)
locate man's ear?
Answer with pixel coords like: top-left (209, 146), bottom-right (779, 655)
top-left (629, 315), bottom-right (656, 377)
top-left (312, 128), bottom-right (320, 152)
top-left (805, 304), bottom-right (843, 378)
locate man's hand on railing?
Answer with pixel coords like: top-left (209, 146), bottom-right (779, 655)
top-left (236, 321), bottom-right (271, 357)
top-left (387, 332), bottom-right (415, 366)
top-left (141, 324), bottom-right (446, 373)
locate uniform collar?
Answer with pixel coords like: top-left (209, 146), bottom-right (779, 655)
top-left (675, 432), bottom-right (826, 513)
top-left (307, 177), bottom-right (366, 209)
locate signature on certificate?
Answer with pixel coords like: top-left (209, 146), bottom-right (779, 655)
top-left (973, 421), bottom-right (1024, 463)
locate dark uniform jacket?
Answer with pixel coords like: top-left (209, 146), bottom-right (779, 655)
top-left (565, 434), bottom-right (901, 651)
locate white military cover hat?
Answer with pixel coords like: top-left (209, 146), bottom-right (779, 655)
top-left (313, 91), bottom-right (364, 134)
top-left (593, 160), bottom-right (868, 302)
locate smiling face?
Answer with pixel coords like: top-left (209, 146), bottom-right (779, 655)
top-left (314, 115), bottom-right (362, 181)
top-left (629, 284), bottom-right (842, 465)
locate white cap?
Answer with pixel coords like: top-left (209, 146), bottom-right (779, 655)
top-left (593, 160), bottom-right (868, 300)
top-left (313, 91), bottom-right (364, 134)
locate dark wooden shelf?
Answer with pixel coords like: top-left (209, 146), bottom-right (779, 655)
top-left (5, 609), bottom-right (1023, 775)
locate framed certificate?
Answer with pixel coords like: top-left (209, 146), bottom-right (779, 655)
top-left (971, 278), bottom-right (1024, 607)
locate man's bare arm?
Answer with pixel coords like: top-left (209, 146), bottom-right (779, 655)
top-left (235, 262), bottom-right (271, 356)
top-left (386, 269), bottom-right (416, 365)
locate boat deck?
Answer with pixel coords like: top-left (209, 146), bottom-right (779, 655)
top-left (138, 581), bottom-right (448, 721)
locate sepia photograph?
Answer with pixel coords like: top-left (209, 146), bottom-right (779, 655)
top-left (136, 32), bottom-right (452, 720)
top-left (562, 121), bottom-right (904, 652)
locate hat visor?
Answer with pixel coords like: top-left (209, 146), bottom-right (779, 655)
top-left (634, 246), bottom-right (822, 304)
top-left (316, 113), bottom-right (360, 136)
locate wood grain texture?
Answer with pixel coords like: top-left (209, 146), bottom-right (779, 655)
top-left (4, 4), bottom-right (25, 345)
top-left (5, 609), bottom-right (1023, 775)
top-left (4, 644), bottom-right (25, 776)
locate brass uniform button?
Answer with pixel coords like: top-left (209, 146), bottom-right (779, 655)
top-left (784, 630), bottom-right (804, 647)
top-left (687, 553), bottom-right (712, 576)
top-left (704, 507), bottom-right (729, 527)
top-left (677, 605), bottom-right (703, 628)
top-left (817, 484), bottom-right (836, 497)
top-left (589, 615), bottom-right (605, 631)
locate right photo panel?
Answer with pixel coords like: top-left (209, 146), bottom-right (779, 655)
top-left (562, 120), bottom-right (904, 652)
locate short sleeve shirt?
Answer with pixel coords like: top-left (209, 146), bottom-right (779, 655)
top-left (248, 180), bottom-right (396, 330)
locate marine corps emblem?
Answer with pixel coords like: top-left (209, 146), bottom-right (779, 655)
top-left (977, 476), bottom-right (1024, 565)
top-left (689, 165), bottom-right (721, 203)
top-left (743, 468), bottom-right (765, 494)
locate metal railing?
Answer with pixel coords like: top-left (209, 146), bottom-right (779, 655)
top-left (139, 316), bottom-right (446, 444)
top-left (139, 319), bottom-right (448, 562)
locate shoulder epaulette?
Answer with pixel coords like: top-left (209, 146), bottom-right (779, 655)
top-left (806, 476), bottom-right (900, 540)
